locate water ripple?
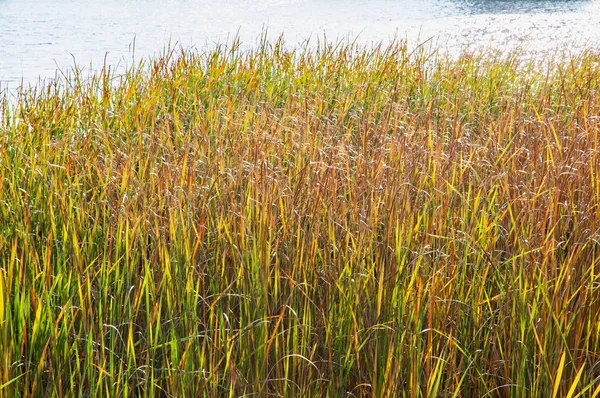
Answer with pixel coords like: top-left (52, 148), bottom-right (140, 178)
top-left (1, 0), bottom-right (599, 86)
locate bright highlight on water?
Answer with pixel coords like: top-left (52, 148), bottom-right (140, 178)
top-left (1, 0), bottom-right (600, 84)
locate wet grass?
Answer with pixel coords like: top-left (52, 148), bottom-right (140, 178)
top-left (0, 39), bottom-right (599, 397)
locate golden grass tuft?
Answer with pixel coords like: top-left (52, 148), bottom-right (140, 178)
top-left (0, 39), bottom-right (599, 396)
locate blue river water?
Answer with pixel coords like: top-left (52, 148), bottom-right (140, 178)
top-left (1, 0), bottom-right (599, 86)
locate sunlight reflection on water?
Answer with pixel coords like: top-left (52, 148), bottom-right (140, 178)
top-left (0, 0), bottom-right (599, 86)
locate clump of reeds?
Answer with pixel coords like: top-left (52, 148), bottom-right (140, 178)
top-left (0, 38), bottom-right (599, 397)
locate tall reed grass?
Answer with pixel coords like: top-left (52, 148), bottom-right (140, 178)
top-left (0, 39), bottom-right (599, 397)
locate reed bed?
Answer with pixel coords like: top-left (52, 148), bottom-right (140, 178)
top-left (0, 39), bottom-right (599, 397)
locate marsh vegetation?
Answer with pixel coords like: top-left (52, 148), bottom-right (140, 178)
top-left (0, 40), bottom-right (599, 396)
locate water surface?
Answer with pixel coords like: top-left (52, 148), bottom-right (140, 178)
top-left (1, 0), bottom-right (599, 86)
